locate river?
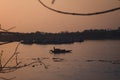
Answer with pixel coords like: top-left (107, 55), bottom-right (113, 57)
top-left (0, 40), bottom-right (120, 80)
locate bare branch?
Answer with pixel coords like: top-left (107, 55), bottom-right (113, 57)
top-left (0, 24), bottom-right (16, 32)
top-left (6, 26), bottom-right (16, 31)
top-left (2, 42), bottom-right (21, 68)
top-left (38, 0), bottom-right (120, 16)
top-left (0, 77), bottom-right (16, 80)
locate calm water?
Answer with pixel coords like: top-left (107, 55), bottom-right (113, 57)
top-left (0, 40), bottom-right (120, 80)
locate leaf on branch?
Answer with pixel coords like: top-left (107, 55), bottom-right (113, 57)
top-left (51, 0), bottom-right (55, 4)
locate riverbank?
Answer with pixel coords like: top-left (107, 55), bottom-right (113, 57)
top-left (0, 28), bottom-right (120, 44)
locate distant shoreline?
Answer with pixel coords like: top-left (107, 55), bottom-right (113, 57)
top-left (0, 28), bottom-right (120, 45)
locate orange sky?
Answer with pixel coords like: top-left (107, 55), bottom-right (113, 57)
top-left (0, 0), bottom-right (120, 32)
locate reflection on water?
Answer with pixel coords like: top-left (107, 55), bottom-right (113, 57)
top-left (0, 40), bottom-right (120, 80)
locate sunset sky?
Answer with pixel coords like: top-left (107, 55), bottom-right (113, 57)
top-left (0, 0), bottom-right (120, 32)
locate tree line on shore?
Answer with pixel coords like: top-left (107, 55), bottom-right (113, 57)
top-left (0, 27), bottom-right (120, 44)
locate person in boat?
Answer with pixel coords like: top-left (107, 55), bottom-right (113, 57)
top-left (53, 46), bottom-right (55, 50)
top-left (53, 47), bottom-right (61, 51)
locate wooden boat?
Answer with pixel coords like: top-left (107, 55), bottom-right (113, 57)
top-left (50, 47), bottom-right (72, 54)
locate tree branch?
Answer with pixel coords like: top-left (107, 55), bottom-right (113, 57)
top-left (38, 0), bottom-right (120, 16)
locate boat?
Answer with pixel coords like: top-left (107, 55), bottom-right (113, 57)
top-left (49, 47), bottom-right (72, 54)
